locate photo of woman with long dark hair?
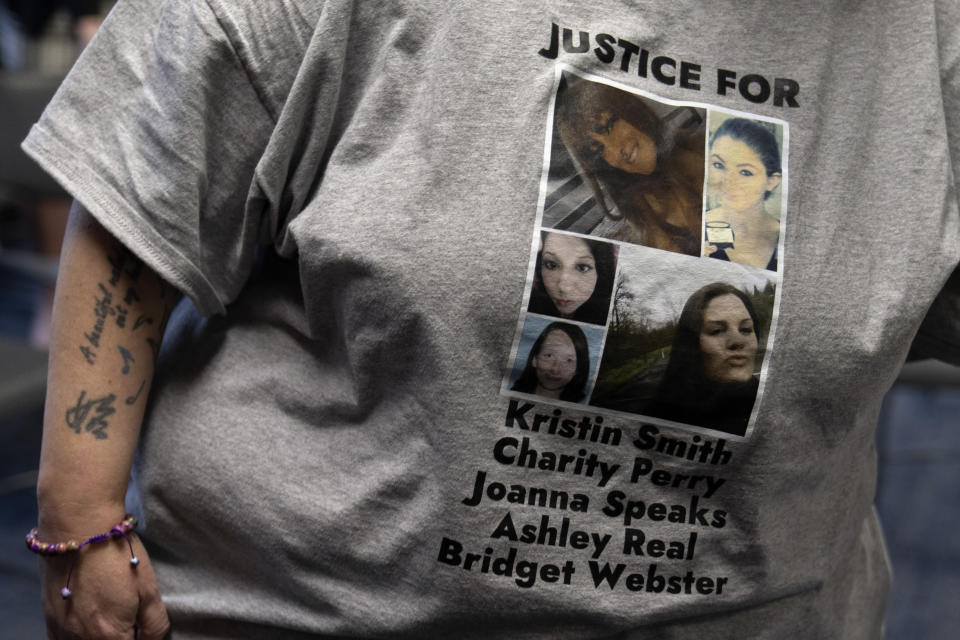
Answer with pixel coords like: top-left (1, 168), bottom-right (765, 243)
top-left (553, 73), bottom-right (705, 256)
top-left (704, 116), bottom-right (783, 271)
top-left (511, 321), bottom-right (591, 402)
top-left (646, 282), bottom-right (763, 435)
top-left (527, 231), bottom-right (616, 325)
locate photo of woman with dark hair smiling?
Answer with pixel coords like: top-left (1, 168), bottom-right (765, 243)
top-left (553, 73), bottom-right (705, 256)
top-left (511, 322), bottom-right (591, 402)
top-left (646, 282), bottom-right (764, 435)
top-left (528, 231), bottom-right (616, 325)
top-left (704, 117), bottom-right (783, 271)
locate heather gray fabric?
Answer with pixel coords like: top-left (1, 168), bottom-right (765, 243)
top-left (23, 0), bottom-right (960, 638)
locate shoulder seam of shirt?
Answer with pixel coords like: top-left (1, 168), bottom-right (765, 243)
top-left (201, 0), bottom-right (279, 124)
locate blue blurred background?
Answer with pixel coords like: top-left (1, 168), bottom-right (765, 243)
top-left (1, 3), bottom-right (958, 638)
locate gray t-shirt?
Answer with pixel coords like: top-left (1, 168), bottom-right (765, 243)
top-left (24, 0), bottom-right (960, 638)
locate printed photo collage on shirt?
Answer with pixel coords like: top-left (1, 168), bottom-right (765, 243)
top-left (502, 66), bottom-right (788, 438)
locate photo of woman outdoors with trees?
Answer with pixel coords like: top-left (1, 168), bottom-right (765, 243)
top-left (588, 247), bottom-right (777, 436)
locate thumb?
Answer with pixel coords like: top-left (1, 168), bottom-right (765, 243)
top-left (136, 591), bottom-right (170, 640)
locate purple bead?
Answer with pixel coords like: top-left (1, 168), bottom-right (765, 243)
top-left (130, 557), bottom-right (140, 566)
top-left (60, 587), bottom-right (72, 599)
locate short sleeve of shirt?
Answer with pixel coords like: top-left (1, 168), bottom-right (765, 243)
top-left (22, 0), bottom-right (275, 315)
top-left (911, 0), bottom-right (960, 365)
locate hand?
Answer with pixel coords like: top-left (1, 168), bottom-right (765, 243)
top-left (40, 533), bottom-right (169, 640)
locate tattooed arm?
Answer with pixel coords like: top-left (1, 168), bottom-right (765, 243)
top-left (37, 203), bottom-right (177, 640)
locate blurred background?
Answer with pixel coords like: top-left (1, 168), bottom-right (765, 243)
top-left (0, 2), bottom-right (958, 638)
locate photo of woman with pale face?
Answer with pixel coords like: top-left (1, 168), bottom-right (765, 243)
top-left (697, 292), bottom-right (758, 384)
top-left (552, 73), bottom-right (706, 256)
top-left (510, 321), bottom-right (592, 402)
top-left (646, 282), bottom-right (763, 435)
top-left (704, 116), bottom-right (783, 271)
top-left (527, 231), bottom-right (616, 325)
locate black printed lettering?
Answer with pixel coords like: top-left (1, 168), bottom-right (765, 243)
top-left (679, 61), bottom-right (701, 90)
top-left (563, 28), bottom-right (589, 54)
top-left (593, 33), bottom-right (616, 63)
top-left (738, 73), bottom-right (771, 103)
top-left (538, 23), bottom-right (559, 59)
top-left (774, 77), bottom-right (800, 107)
top-left (617, 39), bottom-right (639, 72)
top-left (636, 48), bottom-right (650, 78)
top-left (651, 56), bottom-right (676, 85)
top-left (537, 23), bottom-right (800, 107)
top-left (717, 68), bottom-right (738, 96)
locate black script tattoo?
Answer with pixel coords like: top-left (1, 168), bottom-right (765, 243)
top-left (107, 243), bottom-right (144, 287)
top-left (80, 283), bottom-right (115, 364)
top-left (115, 304), bottom-right (128, 328)
top-left (79, 345), bottom-right (96, 365)
top-left (107, 247), bottom-right (127, 287)
top-left (125, 258), bottom-right (143, 283)
top-left (65, 391), bottom-right (117, 440)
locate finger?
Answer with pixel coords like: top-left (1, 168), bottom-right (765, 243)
top-left (45, 616), bottom-right (60, 640)
top-left (136, 592), bottom-right (170, 640)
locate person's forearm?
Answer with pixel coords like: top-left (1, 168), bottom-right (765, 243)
top-left (37, 203), bottom-right (178, 537)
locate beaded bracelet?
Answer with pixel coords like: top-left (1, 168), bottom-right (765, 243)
top-left (25, 514), bottom-right (140, 599)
